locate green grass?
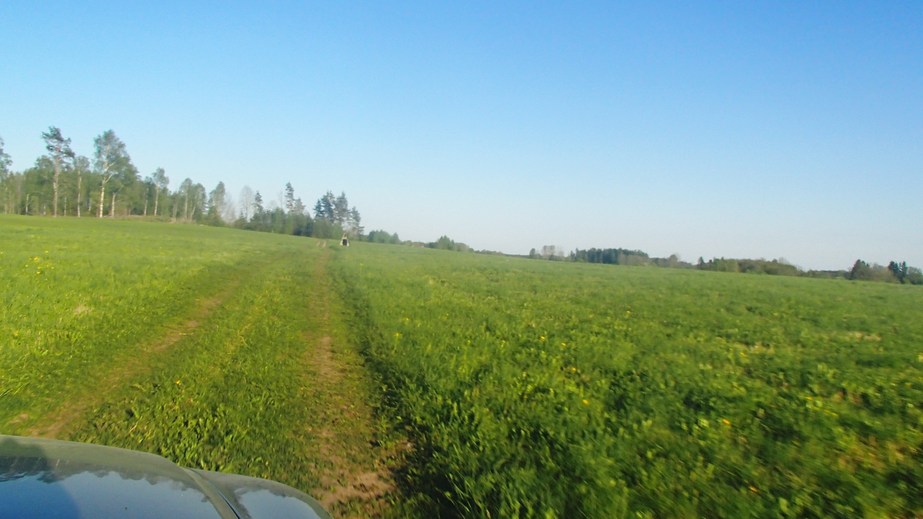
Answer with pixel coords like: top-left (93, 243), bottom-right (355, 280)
top-left (331, 243), bottom-right (923, 517)
top-left (1, 216), bottom-right (268, 425)
top-left (70, 241), bottom-right (325, 484)
top-left (2, 215), bottom-right (922, 518)
top-left (1, 215), bottom-right (392, 517)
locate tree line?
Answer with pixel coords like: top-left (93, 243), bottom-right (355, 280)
top-left (3, 127), bottom-right (919, 280)
top-left (527, 245), bottom-right (922, 285)
top-left (697, 257), bottom-right (921, 284)
top-left (845, 259), bottom-right (923, 284)
top-left (0, 128), bottom-right (363, 240)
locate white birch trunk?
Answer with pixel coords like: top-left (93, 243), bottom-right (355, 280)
top-left (98, 182), bottom-right (105, 218)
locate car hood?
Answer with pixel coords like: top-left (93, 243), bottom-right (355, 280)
top-left (0, 435), bottom-right (330, 519)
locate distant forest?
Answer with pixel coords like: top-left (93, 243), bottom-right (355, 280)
top-left (529, 245), bottom-right (922, 285)
top-left (1, 128), bottom-right (919, 284)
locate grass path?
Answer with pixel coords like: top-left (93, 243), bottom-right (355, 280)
top-left (6, 233), bottom-right (395, 517)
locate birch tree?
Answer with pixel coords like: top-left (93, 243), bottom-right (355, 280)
top-left (72, 155), bottom-right (89, 217)
top-left (93, 130), bottom-right (131, 218)
top-left (189, 183), bottom-right (206, 222)
top-left (42, 126), bottom-right (74, 217)
top-left (179, 178), bottom-right (194, 222)
top-left (207, 181), bottom-right (227, 224)
top-left (151, 167), bottom-right (168, 217)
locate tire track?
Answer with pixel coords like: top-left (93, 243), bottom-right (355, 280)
top-left (27, 280), bottom-right (242, 439)
top-left (300, 250), bottom-right (396, 518)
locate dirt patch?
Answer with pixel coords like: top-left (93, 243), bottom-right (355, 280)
top-left (320, 470), bottom-right (393, 511)
top-left (9, 413), bottom-right (30, 425)
top-left (313, 336), bottom-right (337, 380)
top-left (305, 333), bottom-right (395, 516)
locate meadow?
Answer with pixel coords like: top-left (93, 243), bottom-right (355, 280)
top-left (1, 216), bottom-right (300, 433)
top-left (2, 216), bottom-right (921, 518)
top-left (330, 244), bottom-right (923, 517)
top-left (0, 215), bottom-right (389, 517)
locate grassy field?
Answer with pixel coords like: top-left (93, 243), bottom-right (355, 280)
top-left (330, 243), bottom-right (923, 517)
top-left (0, 215), bottom-right (392, 517)
top-left (2, 216), bottom-right (922, 517)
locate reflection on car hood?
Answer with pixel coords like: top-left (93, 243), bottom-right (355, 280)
top-left (0, 435), bottom-right (330, 519)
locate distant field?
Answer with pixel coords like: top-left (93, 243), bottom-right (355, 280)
top-left (2, 216), bottom-right (921, 518)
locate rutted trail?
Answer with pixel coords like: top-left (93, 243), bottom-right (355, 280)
top-left (27, 281), bottom-right (242, 439)
top-left (12, 239), bottom-right (396, 518)
top-left (300, 250), bottom-right (395, 517)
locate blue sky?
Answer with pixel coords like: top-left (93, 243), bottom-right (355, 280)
top-left (2, 1), bottom-right (920, 269)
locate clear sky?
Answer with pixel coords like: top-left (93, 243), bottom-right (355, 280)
top-left (2, 1), bottom-right (920, 270)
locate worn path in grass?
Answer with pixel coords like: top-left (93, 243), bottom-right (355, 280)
top-left (26, 280), bottom-right (243, 439)
top-left (13, 239), bottom-right (395, 518)
top-left (300, 249), bottom-right (396, 518)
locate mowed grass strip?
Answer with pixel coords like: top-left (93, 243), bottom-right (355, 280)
top-left (331, 242), bottom-right (923, 518)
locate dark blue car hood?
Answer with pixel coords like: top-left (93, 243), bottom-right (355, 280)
top-left (0, 435), bottom-right (330, 519)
